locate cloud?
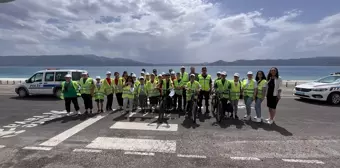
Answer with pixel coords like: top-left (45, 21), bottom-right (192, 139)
top-left (0, 0), bottom-right (340, 63)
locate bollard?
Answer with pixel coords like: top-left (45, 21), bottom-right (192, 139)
top-left (12, 81), bottom-right (15, 85)
top-left (7, 80), bottom-right (8, 84)
top-left (295, 82), bottom-right (297, 86)
top-left (19, 80), bottom-right (21, 84)
top-left (286, 82), bottom-right (288, 87)
top-left (0, 80), bottom-right (2, 84)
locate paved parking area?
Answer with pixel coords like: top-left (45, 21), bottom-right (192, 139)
top-left (0, 95), bottom-right (339, 168)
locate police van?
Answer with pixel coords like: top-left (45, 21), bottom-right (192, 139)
top-left (15, 69), bottom-right (88, 98)
top-left (294, 72), bottom-right (340, 105)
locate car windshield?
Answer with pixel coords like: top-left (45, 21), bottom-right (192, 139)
top-left (315, 76), bottom-right (340, 83)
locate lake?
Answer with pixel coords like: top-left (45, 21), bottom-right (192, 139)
top-left (0, 66), bottom-right (338, 80)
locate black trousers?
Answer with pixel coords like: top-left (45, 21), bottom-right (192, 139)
top-left (116, 93), bottom-right (123, 106)
top-left (173, 93), bottom-right (182, 109)
top-left (81, 94), bottom-right (93, 110)
top-left (198, 90), bottom-right (210, 109)
top-left (220, 98), bottom-right (229, 118)
top-left (182, 89), bottom-right (187, 109)
top-left (65, 97), bottom-right (80, 112)
top-left (106, 94), bottom-right (113, 110)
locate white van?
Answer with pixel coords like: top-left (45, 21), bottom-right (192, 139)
top-left (15, 69), bottom-right (88, 98)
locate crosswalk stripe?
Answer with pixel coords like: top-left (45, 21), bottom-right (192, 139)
top-left (86, 137), bottom-right (177, 153)
top-left (282, 159), bottom-right (325, 164)
top-left (230, 157), bottom-right (260, 161)
top-left (124, 151), bottom-right (155, 156)
top-left (23, 146), bottom-right (52, 151)
top-left (177, 154), bottom-right (207, 158)
top-left (110, 122), bottom-right (178, 131)
top-left (0, 145), bottom-right (5, 149)
top-left (73, 149), bottom-right (102, 153)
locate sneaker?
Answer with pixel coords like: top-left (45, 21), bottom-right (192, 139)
top-left (255, 117), bottom-right (262, 123)
top-left (244, 115), bottom-right (251, 120)
top-left (235, 115), bottom-right (239, 120)
top-left (77, 111), bottom-right (81, 115)
top-left (265, 119), bottom-right (274, 124)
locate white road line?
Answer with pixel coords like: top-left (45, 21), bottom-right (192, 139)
top-left (86, 137), bottom-right (176, 153)
top-left (177, 154), bottom-right (207, 159)
top-left (0, 145), bottom-right (5, 149)
top-left (73, 149), bottom-right (102, 153)
top-left (282, 159), bottom-right (325, 164)
top-left (124, 151), bottom-right (155, 156)
top-left (230, 157), bottom-right (261, 161)
top-left (39, 114), bottom-right (107, 147)
top-left (110, 122), bottom-right (178, 131)
top-left (23, 146), bottom-right (52, 151)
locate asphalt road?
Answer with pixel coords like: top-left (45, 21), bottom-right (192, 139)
top-left (0, 94), bottom-right (339, 168)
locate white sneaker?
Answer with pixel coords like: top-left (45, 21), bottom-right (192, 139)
top-left (244, 115), bottom-right (251, 120)
top-left (77, 111), bottom-right (81, 115)
top-left (66, 112), bottom-right (74, 116)
top-left (253, 116), bottom-right (262, 122)
top-left (265, 118), bottom-right (273, 124)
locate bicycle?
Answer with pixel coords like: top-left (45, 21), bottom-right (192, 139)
top-left (186, 89), bottom-right (199, 123)
top-left (157, 88), bottom-right (174, 123)
top-left (214, 91), bottom-right (229, 123)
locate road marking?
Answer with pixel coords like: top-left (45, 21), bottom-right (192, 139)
top-left (110, 122), bottom-right (178, 131)
top-left (73, 149), bottom-right (102, 153)
top-left (23, 146), bottom-right (52, 151)
top-left (0, 145), bottom-right (5, 149)
top-left (39, 114), bottom-right (107, 147)
top-left (124, 151), bottom-right (155, 156)
top-left (177, 154), bottom-right (207, 159)
top-left (230, 157), bottom-right (261, 161)
top-left (282, 159), bottom-right (325, 164)
top-left (86, 137), bottom-right (176, 153)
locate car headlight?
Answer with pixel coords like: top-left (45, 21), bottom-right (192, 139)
top-left (312, 88), bottom-right (328, 92)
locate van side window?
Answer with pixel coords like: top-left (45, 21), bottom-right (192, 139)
top-left (55, 72), bottom-right (68, 82)
top-left (72, 72), bottom-right (82, 81)
top-left (30, 73), bottom-right (43, 83)
top-left (45, 72), bottom-right (55, 82)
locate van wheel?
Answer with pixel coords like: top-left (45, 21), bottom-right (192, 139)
top-left (54, 88), bottom-right (62, 98)
top-left (327, 92), bottom-right (340, 105)
top-left (18, 88), bottom-right (28, 98)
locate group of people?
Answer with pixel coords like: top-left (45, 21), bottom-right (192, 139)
top-left (60, 66), bottom-right (282, 125)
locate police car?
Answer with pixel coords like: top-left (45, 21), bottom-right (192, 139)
top-left (293, 72), bottom-right (340, 105)
top-left (15, 69), bottom-right (87, 98)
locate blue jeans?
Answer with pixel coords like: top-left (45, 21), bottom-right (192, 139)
top-left (255, 98), bottom-right (263, 118)
top-left (244, 96), bottom-right (253, 115)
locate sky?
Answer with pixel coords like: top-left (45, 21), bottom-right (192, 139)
top-left (0, 0), bottom-right (340, 63)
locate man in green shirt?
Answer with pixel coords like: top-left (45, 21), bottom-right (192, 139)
top-left (61, 74), bottom-right (80, 116)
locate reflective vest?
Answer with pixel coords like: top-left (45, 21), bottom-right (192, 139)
top-left (79, 78), bottom-right (94, 94)
top-left (216, 79), bottom-right (231, 99)
top-left (257, 80), bottom-right (267, 99)
top-left (113, 77), bottom-right (124, 93)
top-left (146, 80), bottom-right (160, 97)
top-left (122, 85), bottom-right (134, 99)
top-left (136, 84), bottom-right (148, 96)
top-left (162, 79), bottom-right (174, 92)
top-left (229, 80), bottom-right (242, 100)
top-left (173, 79), bottom-right (183, 95)
top-left (101, 78), bottom-right (114, 95)
top-left (94, 83), bottom-right (105, 100)
top-left (242, 79), bottom-right (256, 97)
top-left (180, 72), bottom-right (189, 83)
top-left (198, 74), bottom-right (211, 91)
top-left (186, 81), bottom-right (200, 101)
top-left (214, 78), bottom-right (221, 85)
top-left (60, 81), bottom-right (80, 99)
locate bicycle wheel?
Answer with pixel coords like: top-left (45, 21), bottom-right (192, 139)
top-left (216, 100), bottom-right (223, 123)
top-left (192, 100), bottom-right (197, 122)
top-left (210, 97), bottom-right (216, 117)
top-left (158, 99), bottom-right (165, 120)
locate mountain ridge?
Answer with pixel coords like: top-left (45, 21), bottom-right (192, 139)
top-left (0, 55), bottom-right (339, 66)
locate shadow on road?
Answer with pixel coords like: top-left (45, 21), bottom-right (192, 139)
top-left (295, 98), bottom-right (339, 107)
top-left (246, 121), bottom-right (293, 136)
top-left (10, 95), bottom-right (61, 101)
top-left (214, 119), bottom-right (245, 129)
top-left (42, 113), bottom-right (98, 125)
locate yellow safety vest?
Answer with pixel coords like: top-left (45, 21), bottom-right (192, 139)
top-left (173, 79), bottom-right (183, 95)
top-left (186, 81), bottom-right (200, 101)
top-left (122, 85), bottom-right (134, 99)
top-left (198, 74), bottom-right (211, 91)
top-left (60, 81), bottom-right (80, 99)
top-left (216, 79), bottom-right (231, 99)
top-left (79, 78), bottom-right (94, 94)
top-left (146, 80), bottom-right (160, 97)
top-left (229, 80), bottom-right (242, 100)
top-left (257, 80), bottom-right (267, 99)
top-left (136, 84), bottom-right (148, 96)
top-left (101, 78), bottom-right (114, 95)
top-left (242, 79), bottom-right (255, 97)
top-left (94, 83), bottom-right (105, 100)
top-left (113, 77), bottom-right (124, 93)
top-left (181, 72), bottom-right (189, 83)
top-left (162, 79), bottom-right (174, 92)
